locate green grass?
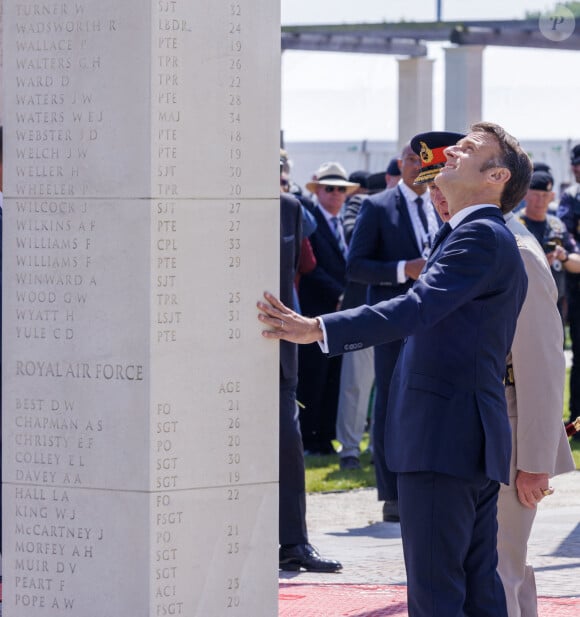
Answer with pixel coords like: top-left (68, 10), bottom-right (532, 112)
top-left (305, 436), bottom-right (376, 493)
top-left (305, 368), bottom-right (580, 493)
top-left (563, 367), bottom-right (580, 468)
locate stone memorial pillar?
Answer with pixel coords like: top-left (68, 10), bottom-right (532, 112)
top-left (444, 46), bottom-right (485, 133)
top-left (397, 57), bottom-right (434, 150)
top-left (2, 1), bottom-right (280, 615)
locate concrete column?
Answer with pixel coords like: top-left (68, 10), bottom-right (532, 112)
top-left (2, 1), bottom-right (280, 614)
top-left (444, 46), bottom-right (485, 133)
top-left (0, 1), bottom-right (3, 125)
top-left (397, 57), bottom-right (434, 150)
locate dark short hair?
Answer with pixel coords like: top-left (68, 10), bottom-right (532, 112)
top-left (385, 157), bottom-right (400, 176)
top-left (470, 122), bottom-right (532, 213)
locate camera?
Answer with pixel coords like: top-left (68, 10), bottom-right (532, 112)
top-left (543, 240), bottom-right (557, 254)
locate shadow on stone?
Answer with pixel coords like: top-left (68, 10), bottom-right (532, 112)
top-left (550, 523), bottom-right (580, 557)
top-left (329, 522), bottom-right (402, 540)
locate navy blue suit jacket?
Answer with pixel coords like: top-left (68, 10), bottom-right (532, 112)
top-left (280, 193), bottom-right (303, 382)
top-left (322, 207), bottom-right (528, 485)
top-left (298, 206), bottom-right (346, 316)
top-left (347, 186), bottom-right (426, 304)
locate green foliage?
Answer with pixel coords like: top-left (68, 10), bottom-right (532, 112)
top-left (526, 2), bottom-right (580, 18)
top-left (305, 368), bottom-right (579, 493)
top-left (305, 437), bottom-right (375, 493)
top-left (563, 367), bottom-right (580, 467)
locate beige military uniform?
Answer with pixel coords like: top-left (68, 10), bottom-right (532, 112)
top-left (498, 215), bottom-right (575, 617)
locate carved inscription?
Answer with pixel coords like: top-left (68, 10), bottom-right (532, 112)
top-left (13, 199), bottom-right (97, 344)
top-left (153, 2), bottom-right (189, 614)
top-left (7, 0), bottom-right (277, 615)
top-left (154, 402), bottom-right (183, 616)
top-left (156, 0), bottom-right (189, 199)
top-left (13, 1), bottom-right (117, 197)
top-left (8, 2), bottom-right (142, 614)
top-left (154, 0), bottom-right (188, 346)
top-left (12, 485), bottom-right (104, 611)
top-left (220, 376), bottom-right (243, 610)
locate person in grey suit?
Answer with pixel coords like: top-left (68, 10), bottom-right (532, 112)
top-left (258, 122), bottom-right (534, 617)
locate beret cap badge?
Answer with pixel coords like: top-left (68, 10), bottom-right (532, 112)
top-left (419, 142), bottom-right (434, 164)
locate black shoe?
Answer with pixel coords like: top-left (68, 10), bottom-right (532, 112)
top-left (279, 543), bottom-right (342, 573)
top-left (382, 500), bottom-right (400, 522)
top-left (304, 442), bottom-right (336, 456)
top-left (339, 456), bottom-right (361, 471)
top-left (318, 441), bottom-right (337, 455)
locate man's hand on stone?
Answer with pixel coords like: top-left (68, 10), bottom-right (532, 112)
top-left (257, 292), bottom-right (323, 344)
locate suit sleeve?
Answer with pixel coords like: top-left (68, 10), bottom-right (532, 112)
top-left (342, 196), bottom-right (361, 243)
top-left (509, 244), bottom-right (574, 475)
top-left (324, 220), bottom-right (507, 355)
top-left (557, 191), bottom-right (578, 235)
top-left (301, 236), bottom-right (345, 304)
top-left (294, 203), bottom-right (303, 274)
top-left (346, 198), bottom-right (400, 286)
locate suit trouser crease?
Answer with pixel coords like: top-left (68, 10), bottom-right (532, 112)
top-left (336, 346), bottom-right (374, 458)
top-left (297, 344), bottom-right (342, 450)
top-left (398, 471), bottom-right (507, 617)
top-left (279, 379), bottom-right (308, 546)
top-left (497, 484), bottom-right (538, 617)
top-left (374, 340), bottom-right (401, 501)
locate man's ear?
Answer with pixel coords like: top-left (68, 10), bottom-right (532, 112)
top-left (487, 166), bottom-right (511, 186)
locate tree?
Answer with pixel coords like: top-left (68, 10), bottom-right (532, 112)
top-left (526, 2), bottom-right (580, 18)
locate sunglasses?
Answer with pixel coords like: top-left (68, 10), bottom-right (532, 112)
top-left (324, 185), bottom-right (347, 193)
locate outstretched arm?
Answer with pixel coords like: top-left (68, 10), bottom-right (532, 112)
top-left (257, 292), bottom-right (323, 344)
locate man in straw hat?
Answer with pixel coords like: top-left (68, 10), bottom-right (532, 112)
top-left (412, 130), bottom-right (574, 617)
top-left (257, 122), bottom-right (533, 617)
top-left (297, 162), bottom-right (359, 456)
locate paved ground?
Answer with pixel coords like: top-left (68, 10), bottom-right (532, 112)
top-left (280, 470), bottom-right (580, 615)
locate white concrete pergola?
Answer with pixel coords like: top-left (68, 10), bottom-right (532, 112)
top-left (281, 19), bottom-right (580, 148)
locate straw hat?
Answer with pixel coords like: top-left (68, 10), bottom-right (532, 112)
top-left (305, 162), bottom-right (360, 195)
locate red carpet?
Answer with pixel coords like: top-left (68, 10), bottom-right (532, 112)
top-left (1, 582), bottom-right (577, 613)
top-left (279, 583), bottom-right (580, 616)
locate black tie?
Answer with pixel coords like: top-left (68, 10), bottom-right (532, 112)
top-left (432, 222), bottom-right (452, 249)
top-left (331, 216), bottom-right (348, 257)
top-left (416, 196), bottom-right (429, 234)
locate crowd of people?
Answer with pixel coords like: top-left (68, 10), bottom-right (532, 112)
top-left (272, 124), bottom-right (578, 617)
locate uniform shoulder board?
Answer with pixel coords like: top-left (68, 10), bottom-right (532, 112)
top-left (564, 183), bottom-right (580, 200)
top-left (514, 233), bottom-right (527, 249)
top-left (547, 214), bottom-right (565, 232)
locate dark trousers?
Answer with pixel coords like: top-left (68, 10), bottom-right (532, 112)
top-left (568, 291), bottom-right (580, 422)
top-left (279, 379), bottom-right (308, 546)
top-left (373, 340), bottom-right (402, 501)
top-left (398, 471), bottom-right (507, 617)
top-left (297, 344), bottom-right (342, 452)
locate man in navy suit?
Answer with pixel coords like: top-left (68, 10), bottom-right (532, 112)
top-left (258, 122), bottom-right (532, 617)
top-left (347, 142), bottom-right (442, 520)
top-left (296, 162), bottom-right (359, 455)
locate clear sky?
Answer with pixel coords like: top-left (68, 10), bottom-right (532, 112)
top-left (280, 0), bottom-right (580, 142)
